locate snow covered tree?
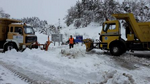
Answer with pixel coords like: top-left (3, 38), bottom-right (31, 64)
top-left (0, 8), bottom-right (10, 18)
top-left (74, 19), bottom-right (82, 28)
top-left (122, 0), bottom-right (150, 22)
top-left (65, 0), bottom-right (122, 27)
top-left (21, 17), bottom-right (48, 28)
top-left (65, 6), bottom-right (77, 26)
top-left (93, 0), bottom-right (121, 24)
top-left (65, 0), bottom-right (150, 28)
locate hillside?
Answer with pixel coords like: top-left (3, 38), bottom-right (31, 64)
top-left (60, 22), bottom-right (126, 42)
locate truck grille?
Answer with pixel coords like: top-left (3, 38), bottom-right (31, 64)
top-left (25, 36), bottom-right (37, 43)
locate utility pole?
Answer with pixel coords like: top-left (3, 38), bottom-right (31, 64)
top-left (57, 18), bottom-right (60, 34)
top-left (58, 18), bottom-right (60, 27)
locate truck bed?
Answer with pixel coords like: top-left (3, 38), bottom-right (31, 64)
top-left (138, 22), bottom-right (150, 42)
top-left (0, 18), bottom-right (20, 41)
top-left (113, 13), bottom-right (150, 42)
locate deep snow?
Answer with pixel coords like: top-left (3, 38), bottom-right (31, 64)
top-left (0, 24), bottom-right (150, 84)
top-left (0, 45), bottom-right (150, 84)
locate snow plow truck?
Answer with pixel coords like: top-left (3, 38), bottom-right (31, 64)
top-left (0, 18), bottom-right (38, 52)
top-left (83, 13), bottom-right (150, 56)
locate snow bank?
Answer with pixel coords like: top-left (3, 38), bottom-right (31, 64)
top-left (101, 70), bottom-right (135, 84)
top-left (60, 45), bottom-right (86, 59)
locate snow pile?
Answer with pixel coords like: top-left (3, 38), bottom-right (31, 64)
top-left (0, 46), bottom-right (149, 83)
top-left (60, 45), bottom-right (86, 59)
top-left (0, 48), bottom-right (138, 84)
top-left (1, 45), bottom-right (150, 84)
top-left (101, 70), bottom-right (135, 84)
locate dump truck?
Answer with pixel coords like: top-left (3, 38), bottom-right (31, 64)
top-left (83, 13), bottom-right (150, 56)
top-left (0, 18), bottom-right (37, 52)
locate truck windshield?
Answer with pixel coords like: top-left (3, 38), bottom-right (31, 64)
top-left (24, 26), bottom-right (35, 34)
top-left (103, 23), bottom-right (116, 32)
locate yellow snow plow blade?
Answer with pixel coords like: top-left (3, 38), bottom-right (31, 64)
top-left (83, 39), bottom-right (94, 52)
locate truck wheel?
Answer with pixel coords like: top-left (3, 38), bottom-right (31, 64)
top-left (110, 44), bottom-right (122, 56)
top-left (4, 43), bottom-right (18, 52)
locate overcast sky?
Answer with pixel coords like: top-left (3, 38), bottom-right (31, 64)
top-left (0, 0), bottom-right (124, 25)
top-left (0, 0), bottom-right (78, 25)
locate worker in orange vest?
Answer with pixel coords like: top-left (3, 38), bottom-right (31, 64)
top-left (68, 35), bottom-right (75, 49)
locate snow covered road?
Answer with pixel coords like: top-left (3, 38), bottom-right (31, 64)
top-left (0, 44), bottom-right (150, 84)
top-left (0, 65), bottom-right (27, 84)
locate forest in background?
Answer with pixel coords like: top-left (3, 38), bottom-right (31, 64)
top-left (65, 0), bottom-right (150, 28)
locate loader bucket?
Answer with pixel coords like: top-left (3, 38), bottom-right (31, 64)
top-left (83, 39), bottom-right (94, 52)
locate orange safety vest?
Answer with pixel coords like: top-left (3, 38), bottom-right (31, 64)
top-left (69, 38), bottom-right (74, 44)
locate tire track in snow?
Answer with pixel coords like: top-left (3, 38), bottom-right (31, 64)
top-left (0, 61), bottom-right (52, 84)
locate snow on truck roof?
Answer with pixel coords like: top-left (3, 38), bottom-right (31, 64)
top-left (11, 23), bottom-right (24, 25)
top-left (0, 18), bottom-right (21, 23)
top-left (112, 13), bottom-right (133, 19)
top-left (10, 23), bottom-right (32, 26)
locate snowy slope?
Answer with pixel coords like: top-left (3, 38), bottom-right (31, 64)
top-left (61, 23), bottom-right (101, 41)
top-left (61, 23), bottom-right (126, 42)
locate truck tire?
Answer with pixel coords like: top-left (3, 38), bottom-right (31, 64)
top-left (4, 42), bottom-right (18, 52)
top-left (110, 44), bottom-right (122, 56)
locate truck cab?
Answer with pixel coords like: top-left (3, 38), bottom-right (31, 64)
top-left (0, 18), bottom-right (37, 52)
top-left (100, 20), bottom-right (120, 49)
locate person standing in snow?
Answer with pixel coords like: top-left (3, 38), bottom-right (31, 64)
top-left (68, 35), bottom-right (75, 49)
